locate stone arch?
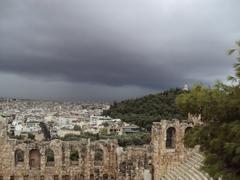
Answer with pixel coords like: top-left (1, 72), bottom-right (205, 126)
top-left (15, 149), bottom-right (24, 165)
top-left (29, 149), bottom-right (41, 169)
top-left (70, 147), bottom-right (79, 165)
top-left (184, 126), bottom-right (193, 147)
top-left (45, 148), bottom-right (54, 166)
top-left (94, 148), bottom-right (104, 161)
top-left (185, 127), bottom-right (193, 135)
top-left (166, 127), bottom-right (176, 149)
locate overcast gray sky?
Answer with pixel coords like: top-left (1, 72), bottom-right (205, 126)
top-left (0, 0), bottom-right (239, 101)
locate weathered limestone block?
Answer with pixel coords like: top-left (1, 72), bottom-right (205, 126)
top-left (151, 119), bottom-right (194, 179)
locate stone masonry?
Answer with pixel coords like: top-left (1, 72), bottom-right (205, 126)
top-left (0, 116), bottom-right (199, 180)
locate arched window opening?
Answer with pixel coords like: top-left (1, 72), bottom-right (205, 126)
top-left (70, 148), bottom-right (79, 165)
top-left (185, 127), bottom-right (193, 135)
top-left (15, 149), bottom-right (24, 165)
top-left (184, 127), bottom-right (193, 147)
top-left (29, 149), bottom-right (41, 169)
top-left (166, 127), bottom-right (176, 149)
top-left (94, 148), bottom-right (103, 161)
top-left (45, 148), bottom-right (54, 166)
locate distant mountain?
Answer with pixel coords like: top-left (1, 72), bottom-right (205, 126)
top-left (103, 88), bottom-right (187, 130)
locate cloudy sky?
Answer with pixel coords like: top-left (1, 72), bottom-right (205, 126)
top-left (0, 0), bottom-right (239, 101)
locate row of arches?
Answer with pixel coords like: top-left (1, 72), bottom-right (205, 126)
top-left (3, 174), bottom-right (114, 180)
top-left (15, 148), bottom-right (104, 168)
top-left (15, 149), bottom-right (53, 168)
top-left (165, 126), bottom-right (192, 149)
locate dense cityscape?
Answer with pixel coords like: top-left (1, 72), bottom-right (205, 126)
top-left (0, 98), bottom-right (140, 141)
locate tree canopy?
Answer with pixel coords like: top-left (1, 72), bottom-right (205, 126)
top-left (103, 88), bottom-right (186, 130)
top-left (176, 41), bottom-right (240, 180)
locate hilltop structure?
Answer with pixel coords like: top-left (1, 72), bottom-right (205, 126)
top-left (182, 84), bottom-right (189, 91)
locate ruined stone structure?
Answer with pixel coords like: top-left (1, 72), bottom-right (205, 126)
top-left (0, 139), bottom-right (119, 180)
top-left (151, 120), bottom-right (194, 179)
top-left (0, 116), bottom-right (202, 180)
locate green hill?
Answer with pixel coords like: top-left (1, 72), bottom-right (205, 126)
top-left (103, 88), bottom-right (187, 130)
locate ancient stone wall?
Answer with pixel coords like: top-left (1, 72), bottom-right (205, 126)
top-left (0, 137), bottom-right (151, 180)
top-left (117, 146), bottom-right (152, 180)
top-left (0, 138), bottom-right (120, 180)
top-left (151, 119), bottom-right (194, 179)
top-left (0, 117), bottom-right (198, 180)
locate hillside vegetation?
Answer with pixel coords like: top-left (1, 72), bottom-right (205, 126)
top-left (62, 132), bottom-right (151, 147)
top-left (177, 41), bottom-right (240, 180)
top-left (103, 88), bottom-right (186, 130)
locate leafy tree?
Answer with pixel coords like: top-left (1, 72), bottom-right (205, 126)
top-left (177, 41), bottom-right (240, 180)
top-left (176, 83), bottom-right (239, 122)
top-left (99, 128), bottom-right (108, 135)
top-left (62, 132), bottom-right (150, 147)
top-left (227, 40), bottom-right (240, 83)
top-left (117, 132), bottom-right (151, 147)
top-left (39, 122), bottom-right (51, 140)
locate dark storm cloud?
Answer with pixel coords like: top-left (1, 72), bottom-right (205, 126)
top-left (0, 0), bottom-right (240, 99)
top-left (0, 42), bottom-right (188, 89)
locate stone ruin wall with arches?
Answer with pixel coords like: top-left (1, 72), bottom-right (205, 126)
top-left (151, 120), bottom-right (195, 179)
top-left (0, 117), bottom-right (198, 180)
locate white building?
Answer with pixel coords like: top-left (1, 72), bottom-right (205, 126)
top-left (183, 84), bottom-right (189, 91)
top-left (24, 120), bottom-right (41, 133)
top-left (89, 115), bottom-right (121, 127)
top-left (12, 120), bottom-right (23, 136)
